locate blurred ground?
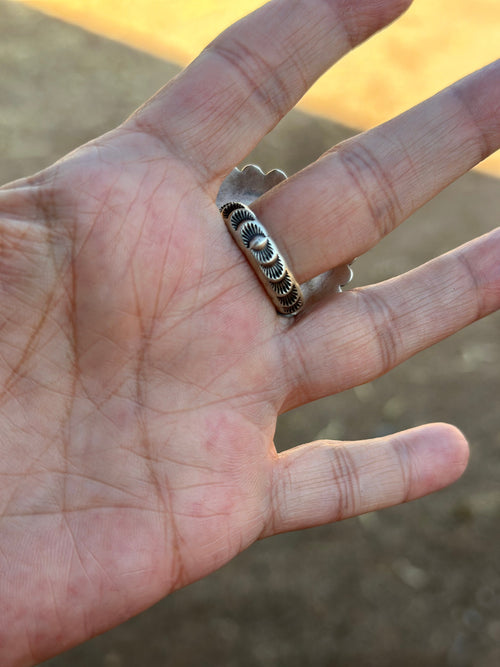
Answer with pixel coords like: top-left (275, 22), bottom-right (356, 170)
top-left (1, 2), bottom-right (500, 666)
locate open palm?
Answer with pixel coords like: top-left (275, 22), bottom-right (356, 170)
top-left (1, 1), bottom-right (499, 664)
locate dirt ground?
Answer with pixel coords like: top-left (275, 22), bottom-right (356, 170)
top-left (1, 2), bottom-right (500, 666)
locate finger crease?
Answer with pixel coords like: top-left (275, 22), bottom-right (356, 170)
top-left (208, 41), bottom-right (292, 126)
top-left (329, 444), bottom-right (360, 521)
top-left (335, 141), bottom-right (404, 239)
top-left (358, 289), bottom-right (401, 376)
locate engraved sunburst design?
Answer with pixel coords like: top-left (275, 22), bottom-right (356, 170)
top-left (228, 206), bottom-right (256, 231)
top-left (222, 204), bottom-right (304, 316)
top-left (280, 297), bottom-right (304, 316)
top-left (250, 240), bottom-right (276, 265)
top-left (269, 272), bottom-right (293, 296)
top-left (261, 256), bottom-right (286, 282)
top-left (217, 165), bottom-right (355, 316)
top-left (218, 167), bottom-right (306, 316)
top-left (277, 284), bottom-right (301, 308)
top-left (238, 221), bottom-right (277, 265)
top-left (240, 221), bottom-right (264, 247)
top-left (220, 201), bottom-right (244, 219)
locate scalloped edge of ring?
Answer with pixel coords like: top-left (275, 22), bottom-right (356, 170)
top-left (220, 202), bottom-right (304, 317)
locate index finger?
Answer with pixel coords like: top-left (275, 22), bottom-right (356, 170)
top-left (129, 0), bottom-right (412, 185)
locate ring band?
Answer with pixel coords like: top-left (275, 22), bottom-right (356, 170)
top-left (220, 202), bottom-right (304, 317)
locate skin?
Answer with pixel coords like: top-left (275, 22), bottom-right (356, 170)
top-left (0, 0), bottom-right (498, 663)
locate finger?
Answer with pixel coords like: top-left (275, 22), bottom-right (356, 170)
top-left (262, 423), bottom-right (468, 536)
top-left (253, 60), bottom-right (500, 282)
top-left (129, 0), bottom-right (412, 183)
top-left (280, 227), bottom-right (500, 411)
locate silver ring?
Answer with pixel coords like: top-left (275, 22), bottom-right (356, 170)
top-left (220, 202), bottom-right (304, 316)
top-left (217, 164), bottom-right (354, 317)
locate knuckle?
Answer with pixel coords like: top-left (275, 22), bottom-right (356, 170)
top-left (391, 434), bottom-right (414, 504)
top-left (450, 71), bottom-right (500, 163)
top-left (453, 249), bottom-right (487, 321)
top-left (208, 39), bottom-right (293, 125)
top-left (358, 289), bottom-right (402, 375)
top-left (327, 444), bottom-right (361, 520)
top-left (334, 140), bottom-right (403, 239)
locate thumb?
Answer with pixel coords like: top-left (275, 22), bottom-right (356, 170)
top-left (262, 423), bottom-right (469, 537)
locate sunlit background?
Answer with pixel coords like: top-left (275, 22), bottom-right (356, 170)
top-left (2, 2), bottom-right (500, 666)
top-left (18, 0), bottom-right (500, 175)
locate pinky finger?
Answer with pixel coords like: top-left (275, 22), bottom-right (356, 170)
top-left (261, 423), bottom-right (469, 537)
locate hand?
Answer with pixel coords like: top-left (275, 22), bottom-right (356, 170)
top-left (1, 0), bottom-right (498, 663)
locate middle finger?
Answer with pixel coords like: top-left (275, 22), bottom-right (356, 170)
top-left (252, 60), bottom-right (500, 282)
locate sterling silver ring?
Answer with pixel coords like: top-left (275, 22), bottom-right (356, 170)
top-left (220, 201), bottom-right (304, 316)
top-left (217, 164), bottom-right (354, 317)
